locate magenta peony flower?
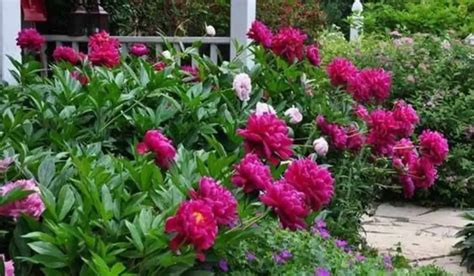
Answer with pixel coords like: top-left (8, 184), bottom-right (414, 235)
top-left (138, 130), bottom-right (176, 169)
top-left (16, 28), bottom-right (45, 52)
top-left (392, 100), bottom-right (419, 137)
top-left (1, 255), bottom-right (14, 276)
top-left (53, 46), bottom-right (82, 64)
top-left (353, 104), bottom-right (369, 121)
top-left (326, 57), bottom-right (358, 87)
top-left (153, 61), bottom-right (166, 71)
top-left (130, 43), bottom-right (149, 57)
top-left (408, 157), bottom-right (437, 189)
top-left (165, 200), bottom-right (217, 261)
top-left (365, 109), bottom-right (398, 156)
top-left (260, 180), bottom-right (310, 230)
top-left (306, 44), bottom-right (321, 66)
top-left (181, 65), bottom-right (200, 81)
top-left (347, 68), bottom-right (392, 103)
top-left (231, 153), bottom-right (273, 193)
top-left (284, 159), bottom-right (335, 211)
top-left (88, 31), bottom-right (120, 67)
top-left (71, 71), bottom-right (89, 85)
top-left (346, 125), bottom-right (365, 152)
top-left (393, 138), bottom-right (417, 165)
top-left (237, 113), bottom-right (293, 165)
top-left (247, 20), bottom-right (273, 48)
top-left (0, 179), bottom-right (45, 219)
top-left (271, 27), bottom-right (307, 63)
top-left (399, 174), bottom-right (415, 198)
top-left (419, 130), bottom-right (449, 165)
top-left (189, 177), bottom-right (237, 226)
top-left (316, 115), bottom-right (347, 150)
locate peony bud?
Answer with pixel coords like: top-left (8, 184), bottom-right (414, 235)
top-left (206, 25), bottom-right (216, 37)
top-left (161, 50), bottom-right (172, 60)
top-left (233, 73), bottom-right (252, 102)
top-left (255, 102), bottom-right (276, 116)
top-left (313, 137), bottom-right (329, 156)
top-left (284, 106), bottom-right (303, 124)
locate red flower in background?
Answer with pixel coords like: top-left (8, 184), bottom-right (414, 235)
top-left (346, 125), bottom-right (366, 152)
top-left (153, 61), bottom-right (166, 71)
top-left (247, 20), bottom-right (273, 48)
top-left (71, 71), bottom-right (89, 85)
top-left (326, 57), bottom-right (358, 87)
top-left (316, 115), bottom-right (347, 150)
top-left (392, 100), bottom-right (419, 137)
top-left (365, 109), bottom-right (398, 156)
top-left (284, 159), bottom-right (335, 211)
top-left (16, 28), bottom-right (45, 52)
top-left (237, 113), bottom-right (293, 165)
top-left (165, 200), bottom-right (217, 261)
top-left (137, 130), bottom-right (176, 169)
top-left (232, 153), bottom-right (273, 193)
top-left (88, 31), bottom-right (120, 67)
top-left (53, 46), bottom-right (82, 64)
top-left (260, 180), bottom-right (309, 230)
top-left (181, 65), bottom-right (200, 81)
top-left (408, 157), bottom-right (437, 189)
top-left (419, 130), bottom-right (449, 165)
top-left (306, 44), bottom-right (321, 66)
top-left (130, 43), bottom-right (149, 57)
top-left (271, 27), bottom-right (307, 62)
top-left (347, 68), bottom-right (392, 103)
top-left (189, 177), bottom-right (238, 226)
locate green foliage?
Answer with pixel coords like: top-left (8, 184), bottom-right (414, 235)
top-left (364, 0), bottom-right (474, 37)
top-left (456, 211), bottom-right (474, 273)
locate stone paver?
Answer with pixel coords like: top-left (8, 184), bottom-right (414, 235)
top-left (361, 202), bottom-right (472, 275)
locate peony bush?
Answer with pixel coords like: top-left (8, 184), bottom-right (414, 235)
top-left (0, 21), bottom-right (451, 274)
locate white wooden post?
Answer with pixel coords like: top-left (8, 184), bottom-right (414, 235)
top-left (0, 0), bottom-right (22, 84)
top-left (349, 0), bottom-right (364, 42)
top-left (230, 0), bottom-right (256, 68)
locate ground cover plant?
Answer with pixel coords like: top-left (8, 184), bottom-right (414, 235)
top-left (0, 22), bottom-right (453, 275)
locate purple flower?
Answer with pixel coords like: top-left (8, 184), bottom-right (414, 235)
top-left (246, 251), bottom-right (256, 262)
top-left (273, 250), bottom-right (292, 265)
top-left (383, 254), bottom-right (393, 271)
top-left (335, 239), bottom-right (348, 249)
top-left (319, 229), bottom-right (330, 239)
top-left (355, 252), bottom-right (366, 262)
top-left (219, 259), bottom-right (229, 272)
top-left (312, 218), bottom-right (331, 239)
top-left (315, 267), bottom-right (331, 276)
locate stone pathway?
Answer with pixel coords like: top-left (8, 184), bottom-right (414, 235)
top-left (361, 202), bottom-right (472, 275)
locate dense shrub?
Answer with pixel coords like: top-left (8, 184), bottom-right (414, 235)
top-left (0, 23), bottom-right (451, 274)
top-left (364, 0), bottom-right (474, 38)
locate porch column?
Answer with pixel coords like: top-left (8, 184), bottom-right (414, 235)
top-left (230, 0), bottom-right (256, 68)
top-left (0, 0), bottom-right (21, 84)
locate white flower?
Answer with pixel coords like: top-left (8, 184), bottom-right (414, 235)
top-left (206, 25), bottom-right (216, 37)
top-left (233, 73), bottom-right (252, 102)
top-left (441, 40), bottom-right (451, 50)
top-left (313, 137), bottom-right (329, 156)
top-left (161, 50), bottom-right (172, 60)
top-left (284, 106), bottom-right (303, 124)
top-left (255, 102), bottom-right (276, 116)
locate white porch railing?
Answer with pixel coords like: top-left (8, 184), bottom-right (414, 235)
top-left (41, 35), bottom-right (231, 69)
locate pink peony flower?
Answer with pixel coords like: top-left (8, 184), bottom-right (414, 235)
top-left (419, 130), bottom-right (449, 165)
top-left (88, 31), bottom-right (121, 67)
top-left (347, 68), bottom-right (392, 103)
top-left (392, 100), bottom-right (419, 137)
top-left (255, 102), bottom-right (276, 116)
top-left (233, 73), bottom-right (252, 102)
top-left (16, 28), bottom-right (45, 52)
top-left (365, 109), bottom-right (397, 156)
top-left (326, 58), bottom-right (358, 87)
top-left (316, 115), bottom-right (347, 150)
top-left (306, 44), bottom-right (321, 66)
top-left (153, 61), bottom-right (166, 71)
top-left (260, 180), bottom-right (310, 230)
top-left (408, 157), bottom-right (437, 189)
top-left (138, 130), bottom-right (176, 169)
top-left (247, 20), bottom-right (273, 48)
top-left (232, 153), bottom-right (273, 193)
top-left (53, 46), bottom-right (82, 64)
top-left (165, 200), bottom-right (217, 261)
top-left (1, 255), bottom-right (14, 276)
top-left (181, 65), bottom-right (200, 81)
top-left (0, 179), bottom-right (45, 219)
top-left (130, 43), bottom-right (149, 57)
top-left (189, 177), bottom-right (238, 226)
top-left (313, 137), bottom-right (329, 156)
top-left (346, 125), bottom-right (365, 152)
top-left (271, 27), bottom-right (307, 63)
top-left (393, 138), bottom-right (418, 165)
top-left (284, 159), bottom-right (335, 211)
top-left (0, 157), bottom-right (13, 174)
top-left (71, 71), bottom-right (89, 85)
top-left (353, 104), bottom-right (369, 121)
top-left (237, 113), bottom-right (293, 165)
top-left (284, 106), bottom-right (303, 124)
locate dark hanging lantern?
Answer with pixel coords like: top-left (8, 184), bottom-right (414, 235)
top-left (69, 0), bottom-right (87, 36)
top-left (88, 0), bottom-right (109, 34)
